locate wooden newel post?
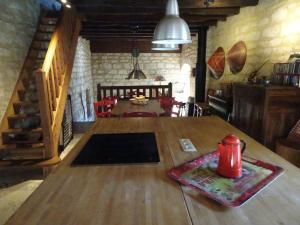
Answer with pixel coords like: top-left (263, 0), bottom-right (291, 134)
top-left (168, 82), bottom-right (173, 97)
top-left (35, 69), bottom-right (55, 159)
top-left (97, 83), bottom-right (102, 101)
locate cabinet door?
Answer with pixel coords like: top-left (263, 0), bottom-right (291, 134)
top-left (232, 85), bottom-right (265, 143)
top-left (264, 90), bottom-right (300, 149)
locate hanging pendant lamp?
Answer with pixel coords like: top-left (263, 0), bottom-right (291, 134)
top-left (152, 43), bottom-right (179, 51)
top-left (127, 48), bottom-right (147, 80)
top-left (152, 0), bottom-right (192, 44)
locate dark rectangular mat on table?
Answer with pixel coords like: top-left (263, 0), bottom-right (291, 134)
top-left (72, 132), bottom-right (160, 165)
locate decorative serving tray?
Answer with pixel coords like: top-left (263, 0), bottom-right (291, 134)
top-left (168, 151), bottom-right (284, 207)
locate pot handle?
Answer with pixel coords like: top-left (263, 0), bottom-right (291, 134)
top-left (240, 140), bottom-right (246, 154)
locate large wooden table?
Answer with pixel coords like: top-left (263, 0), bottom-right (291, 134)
top-left (5, 117), bottom-right (300, 225)
top-left (112, 100), bottom-right (164, 116)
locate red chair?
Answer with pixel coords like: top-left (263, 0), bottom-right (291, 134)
top-left (93, 99), bottom-right (115, 118)
top-left (103, 96), bottom-right (118, 108)
top-left (157, 96), bottom-right (175, 110)
top-left (122, 112), bottom-right (158, 118)
top-left (158, 96), bottom-right (185, 117)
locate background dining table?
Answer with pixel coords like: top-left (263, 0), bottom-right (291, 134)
top-left (111, 99), bottom-right (165, 116)
top-left (5, 116), bottom-right (300, 225)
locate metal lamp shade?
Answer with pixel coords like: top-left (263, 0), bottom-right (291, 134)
top-left (152, 0), bottom-right (192, 44)
top-left (127, 62), bottom-right (147, 80)
top-left (152, 43), bottom-right (179, 51)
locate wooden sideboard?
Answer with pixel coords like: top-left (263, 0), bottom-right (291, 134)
top-left (232, 83), bottom-right (300, 150)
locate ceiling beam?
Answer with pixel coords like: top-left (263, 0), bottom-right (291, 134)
top-left (71, 0), bottom-right (258, 8)
top-left (80, 28), bottom-right (200, 34)
top-left (82, 14), bottom-right (227, 23)
top-left (76, 7), bottom-right (240, 16)
top-left (82, 21), bottom-right (218, 27)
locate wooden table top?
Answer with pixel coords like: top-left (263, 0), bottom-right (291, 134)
top-left (112, 100), bottom-right (164, 116)
top-left (5, 117), bottom-right (300, 225)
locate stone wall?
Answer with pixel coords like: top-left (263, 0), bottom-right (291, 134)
top-left (0, 0), bottom-right (40, 121)
top-left (69, 37), bottom-right (95, 122)
top-left (92, 53), bottom-right (191, 101)
top-left (207, 0), bottom-right (300, 90)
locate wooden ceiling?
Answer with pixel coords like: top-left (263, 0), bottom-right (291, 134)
top-left (70, 0), bottom-right (259, 41)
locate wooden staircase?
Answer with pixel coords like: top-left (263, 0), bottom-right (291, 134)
top-left (0, 8), bottom-right (81, 169)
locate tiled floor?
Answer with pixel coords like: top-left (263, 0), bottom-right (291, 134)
top-left (0, 134), bottom-right (84, 225)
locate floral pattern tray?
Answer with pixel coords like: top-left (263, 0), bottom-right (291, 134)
top-left (168, 151), bottom-right (284, 207)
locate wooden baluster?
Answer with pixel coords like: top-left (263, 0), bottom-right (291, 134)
top-left (55, 43), bottom-right (62, 85)
top-left (53, 52), bottom-right (60, 97)
top-left (35, 70), bottom-right (54, 158)
top-left (49, 66), bottom-right (57, 111)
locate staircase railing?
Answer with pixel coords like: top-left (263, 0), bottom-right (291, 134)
top-left (36, 8), bottom-right (81, 159)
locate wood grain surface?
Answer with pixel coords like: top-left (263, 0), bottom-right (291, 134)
top-left (5, 117), bottom-right (300, 225)
top-left (112, 100), bottom-right (164, 116)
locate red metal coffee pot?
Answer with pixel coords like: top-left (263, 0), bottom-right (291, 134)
top-left (217, 134), bottom-right (246, 179)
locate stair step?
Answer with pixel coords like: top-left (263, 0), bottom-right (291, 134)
top-left (38, 24), bottom-right (55, 33)
top-left (34, 38), bottom-right (51, 43)
top-left (0, 143), bottom-right (45, 160)
top-left (22, 78), bottom-right (37, 90)
top-left (35, 33), bottom-right (52, 41)
top-left (37, 30), bottom-right (53, 35)
top-left (18, 90), bottom-right (38, 102)
top-left (8, 114), bottom-right (41, 129)
top-left (32, 40), bottom-right (49, 48)
top-left (41, 17), bottom-right (58, 25)
top-left (43, 10), bottom-right (60, 18)
top-left (13, 102), bottom-right (40, 115)
top-left (25, 59), bottom-right (43, 70)
top-left (2, 128), bottom-right (43, 145)
top-left (31, 47), bottom-right (48, 52)
top-left (28, 55), bottom-right (45, 60)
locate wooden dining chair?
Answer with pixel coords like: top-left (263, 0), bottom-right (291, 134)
top-left (122, 112), bottom-right (158, 117)
top-left (93, 99), bottom-right (115, 118)
top-left (159, 101), bottom-right (185, 117)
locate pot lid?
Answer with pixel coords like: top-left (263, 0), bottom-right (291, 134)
top-left (221, 134), bottom-right (240, 145)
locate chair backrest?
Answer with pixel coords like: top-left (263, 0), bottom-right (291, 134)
top-left (158, 96), bottom-right (185, 117)
top-left (127, 90), bottom-right (145, 98)
top-left (93, 99), bottom-right (115, 118)
top-left (103, 96), bottom-right (118, 107)
top-left (287, 120), bottom-right (300, 144)
top-left (158, 96), bottom-right (175, 110)
top-left (122, 112), bottom-right (158, 118)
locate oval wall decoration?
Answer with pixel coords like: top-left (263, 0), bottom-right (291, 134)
top-left (207, 47), bottom-right (225, 80)
top-left (227, 41), bottom-right (247, 74)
